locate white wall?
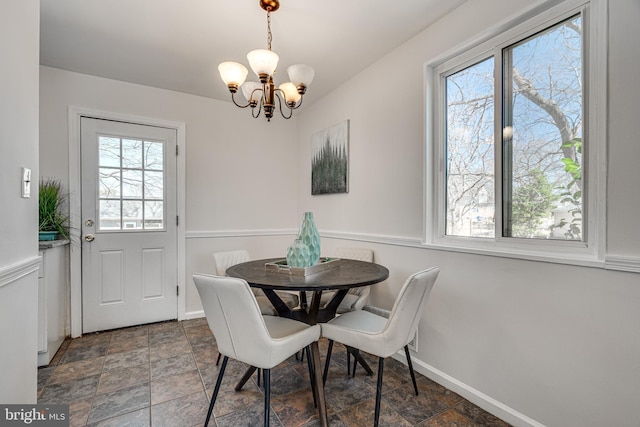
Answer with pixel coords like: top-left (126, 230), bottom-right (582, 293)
top-left (35, 0), bottom-right (640, 425)
top-left (39, 67), bottom-right (299, 315)
top-left (297, 0), bottom-right (640, 426)
top-left (0, 0), bottom-right (40, 403)
top-left (607, 0), bottom-right (640, 257)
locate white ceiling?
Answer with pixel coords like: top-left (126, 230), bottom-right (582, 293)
top-left (40, 0), bottom-right (467, 106)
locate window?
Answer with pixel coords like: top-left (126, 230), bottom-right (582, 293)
top-left (98, 136), bottom-right (165, 231)
top-left (428, 0), bottom-right (605, 260)
top-left (445, 57), bottom-right (495, 238)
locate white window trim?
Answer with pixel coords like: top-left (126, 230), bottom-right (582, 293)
top-left (425, 0), bottom-right (607, 266)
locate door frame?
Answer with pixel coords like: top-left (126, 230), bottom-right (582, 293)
top-left (68, 106), bottom-right (186, 337)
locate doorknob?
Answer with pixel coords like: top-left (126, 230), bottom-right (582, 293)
top-left (85, 234), bottom-right (95, 242)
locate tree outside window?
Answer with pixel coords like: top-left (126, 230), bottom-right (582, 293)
top-left (443, 14), bottom-right (583, 241)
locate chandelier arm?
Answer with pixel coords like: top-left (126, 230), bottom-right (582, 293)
top-left (273, 88), bottom-right (294, 110)
top-left (250, 88), bottom-right (262, 103)
top-left (275, 93), bottom-right (293, 119)
top-left (273, 88), bottom-right (287, 107)
top-left (252, 97), bottom-right (264, 119)
top-left (292, 95), bottom-right (304, 110)
top-left (231, 92), bottom-right (252, 109)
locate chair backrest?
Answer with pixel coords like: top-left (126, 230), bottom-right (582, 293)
top-left (212, 250), bottom-right (250, 276)
top-left (335, 248), bottom-right (374, 298)
top-left (193, 273), bottom-right (274, 366)
top-left (335, 247), bottom-right (374, 262)
top-left (381, 267), bottom-right (439, 356)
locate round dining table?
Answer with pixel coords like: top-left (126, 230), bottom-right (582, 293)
top-left (226, 257), bottom-right (389, 427)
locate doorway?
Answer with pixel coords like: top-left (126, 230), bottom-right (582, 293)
top-left (69, 109), bottom-right (186, 336)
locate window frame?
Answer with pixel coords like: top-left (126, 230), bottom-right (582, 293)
top-left (425, 0), bottom-right (607, 264)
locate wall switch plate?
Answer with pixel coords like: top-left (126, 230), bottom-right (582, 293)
top-left (22, 167), bottom-right (31, 198)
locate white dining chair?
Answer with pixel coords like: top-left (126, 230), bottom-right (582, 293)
top-left (320, 267), bottom-right (440, 427)
top-left (212, 250), bottom-right (300, 369)
top-left (193, 273), bottom-right (321, 427)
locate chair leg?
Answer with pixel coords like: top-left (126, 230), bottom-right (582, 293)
top-left (322, 340), bottom-right (334, 385)
top-left (235, 366), bottom-right (257, 391)
top-left (257, 368), bottom-right (261, 387)
top-left (404, 345), bottom-right (419, 396)
top-left (374, 357), bottom-right (384, 427)
top-left (351, 348), bottom-right (360, 378)
top-left (345, 345), bottom-right (373, 378)
top-left (305, 346), bottom-right (317, 408)
top-left (205, 355), bottom-right (228, 427)
top-left (216, 352), bottom-right (221, 366)
top-left (263, 368), bottom-right (271, 427)
top-left (347, 348), bottom-right (360, 378)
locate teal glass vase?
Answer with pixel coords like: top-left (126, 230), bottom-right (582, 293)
top-left (286, 239), bottom-right (312, 268)
top-left (297, 212), bottom-right (321, 266)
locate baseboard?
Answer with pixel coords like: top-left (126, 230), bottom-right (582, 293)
top-left (392, 351), bottom-right (545, 427)
top-left (184, 310), bottom-right (205, 320)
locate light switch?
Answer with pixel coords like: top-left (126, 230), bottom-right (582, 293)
top-left (22, 167), bottom-right (31, 198)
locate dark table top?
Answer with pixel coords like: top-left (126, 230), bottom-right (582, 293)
top-left (226, 257), bottom-right (389, 292)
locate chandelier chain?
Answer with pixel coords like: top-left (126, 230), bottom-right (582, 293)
top-left (267, 10), bottom-right (273, 51)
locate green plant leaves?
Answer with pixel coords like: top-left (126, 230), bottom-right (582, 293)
top-left (39, 178), bottom-right (70, 240)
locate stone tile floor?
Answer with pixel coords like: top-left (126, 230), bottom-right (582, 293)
top-left (37, 319), bottom-right (511, 426)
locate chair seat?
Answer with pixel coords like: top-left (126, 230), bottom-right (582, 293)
top-left (322, 309), bottom-right (389, 357)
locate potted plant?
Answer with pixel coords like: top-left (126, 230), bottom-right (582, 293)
top-left (39, 178), bottom-right (70, 241)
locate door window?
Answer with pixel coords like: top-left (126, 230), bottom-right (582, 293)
top-left (98, 136), bottom-right (165, 231)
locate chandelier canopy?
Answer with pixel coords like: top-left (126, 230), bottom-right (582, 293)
top-left (218, 0), bottom-right (314, 122)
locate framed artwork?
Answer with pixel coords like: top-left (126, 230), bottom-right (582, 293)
top-left (311, 120), bottom-right (349, 195)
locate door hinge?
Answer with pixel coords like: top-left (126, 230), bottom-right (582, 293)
top-left (176, 145), bottom-right (179, 156)
top-left (176, 215), bottom-right (179, 226)
top-left (177, 286), bottom-right (179, 296)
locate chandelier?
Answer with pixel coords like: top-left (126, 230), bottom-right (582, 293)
top-left (218, 0), bottom-right (314, 122)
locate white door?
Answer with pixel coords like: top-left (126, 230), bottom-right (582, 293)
top-left (81, 117), bottom-right (178, 333)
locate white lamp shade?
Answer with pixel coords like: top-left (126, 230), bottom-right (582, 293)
top-left (242, 81), bottom-right (263, 103)
top-left (287, 64), bottom-right (314, 87)
top-left (279, 82), bottom-right (301, 104)
top-left (218, 62), bottom-right (248, 86)
top-left (247, 49), bottom-right (279, 77)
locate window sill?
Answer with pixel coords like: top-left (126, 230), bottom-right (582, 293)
top-left (421, 240), bottom-right (605, 269)
top-left (322, 230), bottom-right (608, 269)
